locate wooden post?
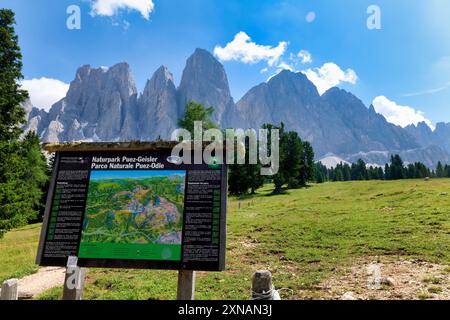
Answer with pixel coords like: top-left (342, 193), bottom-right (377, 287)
top-left (177, 270), bottom-right (195, 300)
top-left (63, 267), bottom-right (86, 300)
top-left (1, 279), bottom-right (18, 300)
top-left (252, 270), bottom-right (281, 300)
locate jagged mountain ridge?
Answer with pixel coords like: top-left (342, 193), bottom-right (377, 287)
top-left (406, 122), bottom-right (450, 155)
top-left (25, 48), bottom-right (450, 168)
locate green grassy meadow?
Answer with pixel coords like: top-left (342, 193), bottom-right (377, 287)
top-left (0, 224), bottom-right (41, 283)
top-left (1, 180), bottom-right (449, 299)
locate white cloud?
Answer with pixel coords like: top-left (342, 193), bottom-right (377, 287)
top-left (276, 62), bottom-right (295, 72)
top-left (297, 50), bottom-right (312, 64)
top-left (305, 11), bottom-right (316, 23)
top-left (90, 0), bottom-right (154, 20)
top-left (303, 63), bottom-right (358, 95)
top-left (214, 32), bottom-right (288, 67)
top-left (265, 62), bottom-right (296, 82)
top-left (21, 78), bottom-right (69, 112)
top-left (372, 96), bottom-right (434, 130)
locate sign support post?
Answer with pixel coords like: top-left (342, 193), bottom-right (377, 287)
top-left (177, 270), bottom-right (196, 300)
top-left (63, 267), bottom-right (86, 300)
top-left (63, 257), bottom-right (86, 300)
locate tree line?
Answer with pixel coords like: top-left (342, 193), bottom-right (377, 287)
top-left (314, 154), bottom-right (446, 183)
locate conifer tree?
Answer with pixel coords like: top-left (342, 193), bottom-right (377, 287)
top-left (0, 10), bottom-right (49, 237)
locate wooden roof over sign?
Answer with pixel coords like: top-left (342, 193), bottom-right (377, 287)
top-left (42, 141), bottom-right (224, 153)
top-left (42, 141), bottom-right (184, 153)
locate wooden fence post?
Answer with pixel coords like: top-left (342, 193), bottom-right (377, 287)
top-left (251, 270), bottom-right (281, 300)
top-left (177, 270), bottom-right (196, 300)
top-left (63, 267), bottom-right (86, 300)
top-left (1, 279), bottom-right (18, 300)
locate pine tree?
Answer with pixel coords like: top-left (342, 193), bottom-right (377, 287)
top-left (0, 9), bottom-right (28, 141)
top-left (284, 131), bottom-right (303, 189)
top-left (300, 141), bottom-right (315, 186)
top-left (247, 164), bottom-right (265, 194)
top-left (342, 163), bottom-right (351, 181)
top-left (177, 101), bottom-right (217, 134)
top-left (269, 123), bottom-right (287, 194)
top-left (384, 164), bottom-right (391, 180)
top-left (21, 132), bottom-right (49, 218)
top-left (0, 10), bottom-right (49, 237)
top-left (228, 133), bottom-right (264, 196)
top-left (334, 167), bottom-right (344, 181)
top-left (405, 164), bottom-right (413, 179)
top-left (228, 164), bottom-right (249, 196)
top-left (415, 162), bottom-right (429, 178)
top-left (377, 167), bottom-right (384, 180)
top-left (436, 161), bottom-right (445, 178)
top-left (388, 155), bottom-right (405, 180)
top-left (314, 163), bottom-right (328, 183)
top-left (351, 159), bottom-right (368, 180)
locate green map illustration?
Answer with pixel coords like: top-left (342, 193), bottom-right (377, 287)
top-left (78, 170), bottom-right (186, 261)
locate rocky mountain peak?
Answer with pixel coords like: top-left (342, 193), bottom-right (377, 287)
top-left (138, 66), bottom-right (178, 141)
top-left (405, 121), bottom-right (436, 148)
top-left (322, 87), bottom-right (362, 106)
top-left (177, 48), bottom-right (234, 123)
top-left (416, 121), bottom-right (433, 133)
top-left (144, 66), bottom-right (174, 92)
top-left (267, 70), bottom-right (320, 101)
top-left (74, 64), bottom-right (92, 80)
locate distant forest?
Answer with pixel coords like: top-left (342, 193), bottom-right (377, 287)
top-left (314, 155), bottom-right (449, 184)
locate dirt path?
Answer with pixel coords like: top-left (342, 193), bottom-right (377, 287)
top-left (16, 267), bottom-right (65, 299)
top-left (317, 257), bottom-right (450, 300)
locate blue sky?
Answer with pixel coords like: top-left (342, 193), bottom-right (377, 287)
top-left (3, 0), bottom-right (450, 127)
top-left (90, 170), bottom-right (186, 181)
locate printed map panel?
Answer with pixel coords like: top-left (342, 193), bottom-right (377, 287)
top-left (78, 170), bottom-right (186, 261)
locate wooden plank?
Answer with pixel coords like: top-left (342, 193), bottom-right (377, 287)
top-left (43, 141), bottom-right (196, 153)
top-left (177, 270), bottom-right (196, 300)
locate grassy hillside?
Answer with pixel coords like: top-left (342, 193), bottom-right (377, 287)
top-left (0, 224), bottom-right (41, 283)
top-left (39, 179), bottom-right (450, 300)
top-left (1, 180), bottom-right (448, 299)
